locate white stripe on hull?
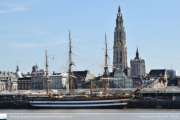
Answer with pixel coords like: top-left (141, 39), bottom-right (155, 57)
top-left (31, 103), bottom-right (127, 107)
top-left (29, 99), bottom-right (130, 104)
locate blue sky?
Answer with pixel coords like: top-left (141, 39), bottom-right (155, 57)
top-left (0, 0), bottom-right (180, 76)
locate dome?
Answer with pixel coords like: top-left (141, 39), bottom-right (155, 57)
top-left (15, 65), bottom-right (23, 78)
top-left (15, 71), bottom-right (23, 78)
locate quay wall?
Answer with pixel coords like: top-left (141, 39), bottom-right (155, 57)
top-left (126, 100), bottom-right (180, 109)
top-left (0, 100), bottom-right (31, 109)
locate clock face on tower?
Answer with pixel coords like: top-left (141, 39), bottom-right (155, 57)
top-left (116, 42), bottom-right (121, 47)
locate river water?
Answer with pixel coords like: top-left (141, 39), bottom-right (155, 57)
top-left (0, 109), bottom-right (180, 120)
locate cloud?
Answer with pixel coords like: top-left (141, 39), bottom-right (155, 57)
top-left (15, 43), bottom-right (37, 48)
top-left (0, 39), bottom-right (68, 48)
top-left (0, 1), bottom-right (37, 14)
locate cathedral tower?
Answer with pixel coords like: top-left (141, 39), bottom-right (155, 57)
top-left (113, 6), bottom-right (127, 70)
top-left (130, 47), bottom-right (146, 77)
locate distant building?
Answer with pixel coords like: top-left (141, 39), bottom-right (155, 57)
top-left (49, 73), bottom-right (68, 89)
top-left (125, 78), bottom-right (133, 88)
top-left (73, 70), bottom-right (94, 89)
top-left (0, 71), bottom-right (18, 91)
top-left (166, 69), bottom-right (178, 78)
top-left (167, 77), bottom-right (180, 88)
top-left (132, 77), bottom-right (141, 88)
top-left (130, 48), bottom-right (146, 77)
top-left (141, 78), bottom-right (165, 88)
top-left (149, 69), bottom-right (167, 80)
top-left (110, 69), bottom-right (126, 88)
top-left (18, 77), bottom-right (31, 90)
top-left (31, 64), bottom-right (68, 90)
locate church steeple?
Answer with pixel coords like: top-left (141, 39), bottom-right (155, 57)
top-left (135, 47), bottom-right (140, 59)
top-left (118, 5), bottom-right (121, 13)
top-left (16, 61), bottom-right (19, 72)
top-left (113, 5), bottom-right (127, 70)
top-left (16, 65), bottom-right (19, 72)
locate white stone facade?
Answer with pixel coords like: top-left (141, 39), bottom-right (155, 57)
top-left (0, 71), bottom-right (18, 91)
top-left (125, 78), bottom-right (133, 88)
top-left (31, 65), bottom-right (68, 90)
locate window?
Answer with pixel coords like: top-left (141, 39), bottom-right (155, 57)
top-left (78, 83), bottom-right (82, 86)
top-left (120, 52), bottom-right (122, 56)
top-left (22, 84), bottom-right (23, 89)
top-left (116, 51), bottom-right (118, 62)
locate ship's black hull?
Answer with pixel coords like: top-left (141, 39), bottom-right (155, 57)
top-left (32, 105), bottom-right (127, 109)
top-left (29, 98), bottom-right (130, 109)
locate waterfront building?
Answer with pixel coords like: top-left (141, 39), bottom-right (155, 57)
top-left (15, 65), bottom-right (23, 78)
top-left (125, 78), bottom-right (133, 88)
top-left (113, 6), bottom-right (127, 70)
top-left (166, 69), bottom-right (178, 78)
top-left (31, 64), bottom-right (68, 89)
top-left (73, 70), bottom-right (94, 89)
top-left (130, 48), bottom-right (146, 77)
top-left (0, 71), bottom-right (18, 91)
top-left (132, 77), bottom-right (142, 88)
top-left (110, 69), bottom-right (126, 88)
top-left (141, 78), bottom-right (165, 88)
top-left (149, 69), bottom-right (167, 80)
top-left (18, 77), bottom-right (31, 90)
top-left (167, 77), bottom-right (180, 88)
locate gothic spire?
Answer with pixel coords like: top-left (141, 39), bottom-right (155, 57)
top-left (135, 47), bottom-right (140, 59)
top-left (118, 5), bottom-right (121, 13)
top-left (16, 61), bottom-right (19, 72)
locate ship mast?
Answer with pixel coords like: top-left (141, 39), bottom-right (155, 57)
top-left (45, 49), bottom-right (50, 95)
top-left (69, 31), bottom-right (75, 95)
top-left (103, 33), bottom-right (110, 95)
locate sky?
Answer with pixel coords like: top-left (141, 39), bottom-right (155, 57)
top-left (0, 0), bottom-right (180, 76)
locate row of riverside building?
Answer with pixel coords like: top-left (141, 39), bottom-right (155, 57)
top-left (0, 63), bottom-right (179, 91)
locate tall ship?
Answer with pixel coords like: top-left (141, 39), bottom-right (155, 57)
top-left (27, 31), bottom-right (134, 109)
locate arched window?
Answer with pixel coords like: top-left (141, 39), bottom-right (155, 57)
top-left (116, 51), bottom-right (118, 62)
